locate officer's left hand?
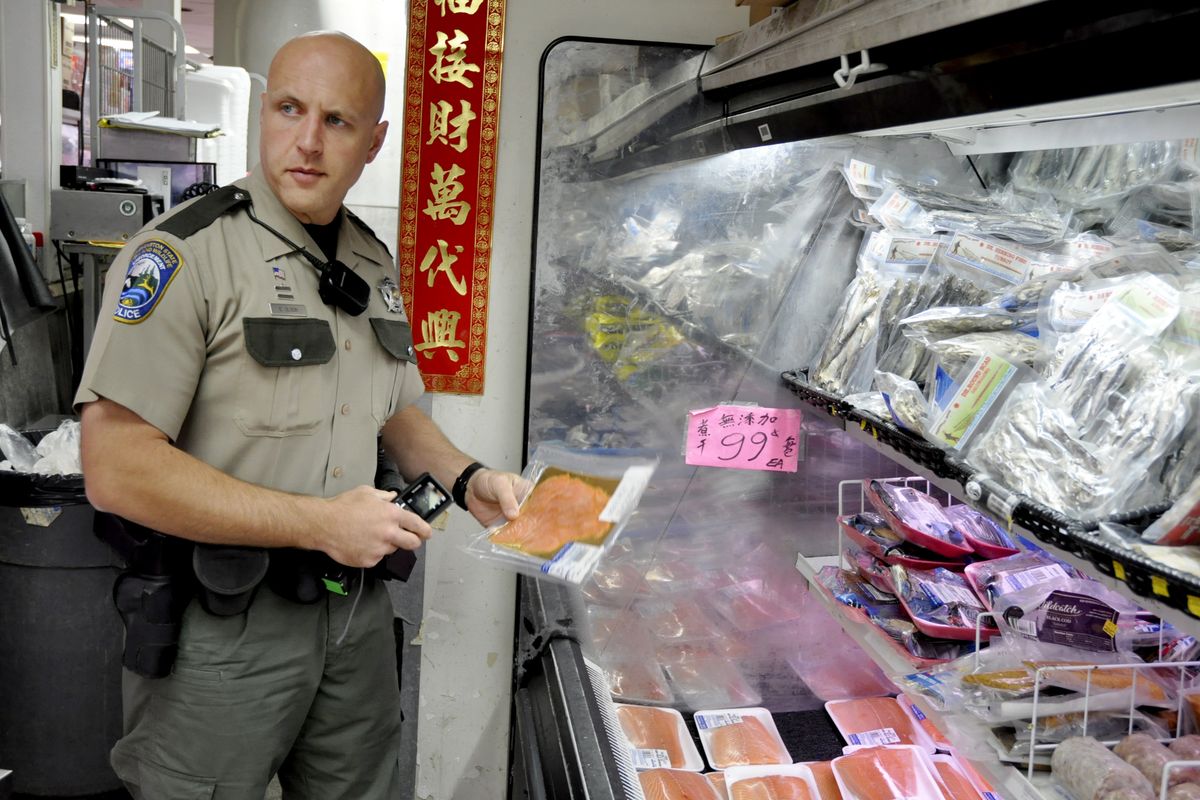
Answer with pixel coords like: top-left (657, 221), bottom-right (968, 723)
top-left (465, 469), bottom-right (527, 526)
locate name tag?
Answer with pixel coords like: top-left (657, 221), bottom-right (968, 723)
top-left (269, 302), bottom-right (307, 317)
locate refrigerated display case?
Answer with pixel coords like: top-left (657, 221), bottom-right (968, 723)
top-left (512, 4), bottom-right (1200, 799)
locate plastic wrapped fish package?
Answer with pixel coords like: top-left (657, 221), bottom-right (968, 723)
top-left (890, 566), bottom-right (994, 640)
top-left (864, 480), bottom-right (973, 559)
top-left (812, 266), bottom-right (886, 393)
top-left (962, 550), bottom-right (1083, 610)
top-left (1010, 140), bottom-right (1184, 208)
top-left (466, 442), bottom-right (658, 585)
top-left (868, 179), bottom-right (1069, 245)
top-left (941, 504), bottom-right (1019, 559)
top-left (1108, 181), bottom-right (1200, 251)
top-left (636, 243), bottom-right (777, 349)
top-left (837, 513), bottom-right (967, 571)
top-left (872, 371), bottom-right (928, 434)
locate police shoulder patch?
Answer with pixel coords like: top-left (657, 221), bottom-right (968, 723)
top-left (114, 239), bottom-right (183, 324)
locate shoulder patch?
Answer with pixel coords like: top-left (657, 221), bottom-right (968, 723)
top-left (114, 240), bottom-right (183, 324)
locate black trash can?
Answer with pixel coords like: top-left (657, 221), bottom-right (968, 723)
top-left (0, 430), bottom-right (123, 796)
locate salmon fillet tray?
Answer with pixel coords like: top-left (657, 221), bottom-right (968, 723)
top-left (466, 442), bottom-right (657, 585)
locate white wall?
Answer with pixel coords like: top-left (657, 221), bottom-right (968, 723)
top-left (0, 0), bottom-right (55, 238)
top-left (213, 1), bottom-right (749, 798)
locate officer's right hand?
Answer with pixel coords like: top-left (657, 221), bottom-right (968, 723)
top-left (321, 485), bottom-right (433, 568)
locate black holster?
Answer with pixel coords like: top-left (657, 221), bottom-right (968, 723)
top-left (95, 513), bottom-right (194, 679)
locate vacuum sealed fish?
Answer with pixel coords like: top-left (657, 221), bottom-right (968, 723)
top-left (640, 768), bottom-right (723, 800)
top-left (695, 707), bottom-right (792, 769)
top-left (826, 696), bottom-right (937, 752)
top-left (865, 481), bottom-right (973, 559)
top-left (838, 514), bottom-right (965, 571)
top-left (942, 505), bottom-right (1018, 559)
top-left (962, 551), bottom-right (1082, 610)
top-left (617, 703), bottom-right (706, 771)
top-left (891, 565), bottom-right (994, 640)
top-left (993, 579), bottom-right (1146, 657)
top-left (724, 765), bottom-right (821, 800)
top-left (816, 566), bottom-right (905, 619)
top-left (832, 745), bottom-right (947, 800)
top-left (468, 443), bottom-right (657, 585)
top-left (924, 331), bottom-right (1042, 378)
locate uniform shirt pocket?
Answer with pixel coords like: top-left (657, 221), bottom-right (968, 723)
top-left (235, 317), bottom-right (336, 436)
top-left (369, 318), bottom-right (415, 425)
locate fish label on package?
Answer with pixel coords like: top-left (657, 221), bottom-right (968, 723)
top-left (631, 748), bottom-right (673, 769)
top-left (599, 464), bottom-right (656, 523)
top-left (542, 542), bottom-right (604, 584)
top-left (995, 564), bottom-right (1069, 597)
top-left (1048, 287), bottom-right (1121, 329)
top-left (872, 190), bottom-right (926, 230)
top-left (1110, 277), bottom-right (1180, 336)
top-left (885, 236), bottom-right (942, 266)
top-left (920, 580), bottom-right (983, 609)
top-left (944, 233), bottom-right (1032, 285)
top-left (927, 355), bottom-right (1020, 450)
top-left (848, 727), bottom-right (902, 746)
top-left (695, 712), bottom-right (743, 730)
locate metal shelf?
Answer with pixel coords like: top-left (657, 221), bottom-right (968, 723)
top-left (781, 375), bottom-right (1200, 638)
top-left (795, 553), bottom-right (1050, 800)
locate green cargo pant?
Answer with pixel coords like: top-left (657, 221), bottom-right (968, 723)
top-left (111, 576), bottom-right (403, 799)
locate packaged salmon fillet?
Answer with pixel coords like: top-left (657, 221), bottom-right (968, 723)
top-left (638, 598), bottom-right (729, 642)
top-left (895, 693), bottom-right (952, 752)
top-left (616, 704), bottom-right (705, 771)
top-left (831, 745), bottom-right (947, 800)
top-left (695, 708), bottom-right (792, 770)
top-left (804, 761), bottom-right (844, 800)
top-left (929, 755), bottom-right (984, 800)
top-left (467, 443), bottom-right (657, 585)
top-left (725, 764), bottom-right (820, 800)
top-left (599, 655), bottom-right (674, 705)
top-left (826, 697), bottom-right (936, 753)
top-left (707, 772), bottom-right (730, 800)
top-left (640, 768), bottom-right (723, 800)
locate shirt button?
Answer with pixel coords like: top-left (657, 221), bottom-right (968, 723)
top-left (332, 466), bottom-right (344, 478)
top-left (340, 403), bottom-right (351, 415)
top-left (291, 348), bottom-right (302, 361)
top-left (344, 339), bottom-right (352, 351)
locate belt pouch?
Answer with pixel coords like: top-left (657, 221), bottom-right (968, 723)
top-left (192, 544), bottom-right (270, 616)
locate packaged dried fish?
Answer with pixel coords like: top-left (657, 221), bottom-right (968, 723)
top-left (873, 371), bottom-right (928, 433)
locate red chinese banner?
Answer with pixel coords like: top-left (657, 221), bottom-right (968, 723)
top-left (398, 0), bottom-right (505, 394)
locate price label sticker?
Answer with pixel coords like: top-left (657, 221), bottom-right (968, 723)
top-left (685, 405), bottom-right (802, 472)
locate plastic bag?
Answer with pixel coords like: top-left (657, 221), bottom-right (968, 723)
top-left (0, 423), bottom-right (39, 472)
top-left (465, 442), bottom-right (657, 585)
top-left (891, 565), bottom-right (992, 640)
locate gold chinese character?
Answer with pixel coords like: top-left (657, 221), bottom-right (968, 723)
top-left (419, 239), bottom-right (467, 296)
top-left (422, 163), bottom-right (471, 225)
top-left (427, 99), bottom-right (477, 154)
top-left (433, 0), bottom-right (485, 14)
top-left (416, 309), bottom-right (466, 362)
top-left (428, 29), bottom-right (480, 88)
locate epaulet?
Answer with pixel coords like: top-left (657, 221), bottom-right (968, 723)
top-left (155, 185), bottom-right (251, 239)
top-left (345, 209), bottom-right (394, 260)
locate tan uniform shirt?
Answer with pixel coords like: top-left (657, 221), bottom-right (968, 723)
top-left (75, 169), bottom-right (423, 497)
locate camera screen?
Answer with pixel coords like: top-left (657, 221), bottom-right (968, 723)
top-left (407, 480), bottom-right (449, 519)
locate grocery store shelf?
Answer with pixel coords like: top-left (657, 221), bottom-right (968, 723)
top-left (780, 372), bottom-right (1200, 636)
top-left (795, 552), bottom-right (1049, 800)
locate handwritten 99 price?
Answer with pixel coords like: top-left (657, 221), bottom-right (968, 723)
top-left (685, 405), bottom-right (802, 473)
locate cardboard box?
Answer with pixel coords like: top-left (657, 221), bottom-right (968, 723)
top-left (737, 0), bottom-right (793, 25)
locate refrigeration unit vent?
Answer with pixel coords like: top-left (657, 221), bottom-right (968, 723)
top-left (584, 657), bottom-right (645, 800)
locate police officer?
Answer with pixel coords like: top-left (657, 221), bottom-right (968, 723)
top-left (75, 31), bottom-right (522, 799)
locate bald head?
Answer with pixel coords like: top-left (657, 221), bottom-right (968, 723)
top-left (269, 31), bottom-right (386, 122)
top-left (258, 30), bottom-right (390, 223)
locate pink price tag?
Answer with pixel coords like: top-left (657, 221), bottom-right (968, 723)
top-left (685, 405), bottom-right (802, 473)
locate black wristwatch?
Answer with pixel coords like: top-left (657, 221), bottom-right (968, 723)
top-left (452, 461), bottom-right (487, 511)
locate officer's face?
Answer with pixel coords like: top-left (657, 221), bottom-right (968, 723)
top-left (259, 36), bottom-right (388, 225)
